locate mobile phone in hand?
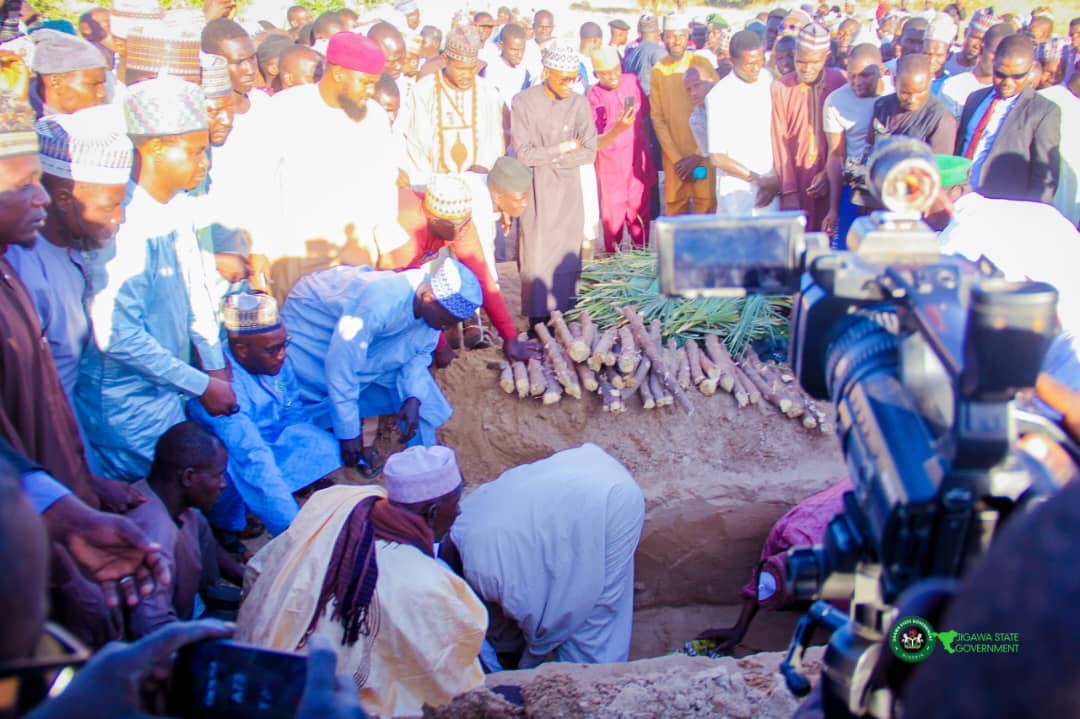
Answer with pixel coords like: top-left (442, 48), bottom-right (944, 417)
top-left (624, 95), bottom-right (635, 111)
top-left (168, 639), bottom-right (307, 719)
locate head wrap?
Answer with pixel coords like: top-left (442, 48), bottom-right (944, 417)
top-left (429, 256), bottom-right (482, 320)
top-left (124, 74), bottom-right (207, 136)
top-left (591, 45), bottom-right (621, 72)
top-left (126, 21), bottom-right (202, 84)
top-left (488, 155), bottom-right (532, 193)
top-left (444, 25), bottom-right (481, 63)
top-left (326, 32), bottom-right (385, 74)
top-left (384, 445), bottom-right (462, 504)
top-left (30, 29), bottom-right (106, 75)
top-left (579, 21), bottom-right (602, 39)
top-left (423, 174), bottom-right (471, 220)
top-left (609, 19), bottom-right (630, 31)
top-left (542, 40), bottom-right (581, 72)
top-left (223, 293), bottom-right (281, 334)
top-left (200, 53), bottom-right (232, 98)
top-left (662, 13), bottom-right (690, 32)
top-left (638, 14), bottom-right (660, 33)
top-left (0, 92), bottom-right (38, 160)
top-left (927, 14), bottom-right (957, 44)
top-left (968, 9), bottom-right (995, 35)
top-left (110, 0), bottom-right (162, 40)
top-left (395, 0), bottom-right (418, 14)
top-left (796, 22), bottom-right (831, 53)
top-left (36, 106), bottom-right (133, 184)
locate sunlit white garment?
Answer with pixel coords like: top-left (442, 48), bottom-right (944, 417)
top-left (238, 485), bottom-right (487, 718)
top-left (449, 444), bottom-right (645, 665)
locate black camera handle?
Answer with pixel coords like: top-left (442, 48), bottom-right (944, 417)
top-left (780, 599), bottom-right (850, 697)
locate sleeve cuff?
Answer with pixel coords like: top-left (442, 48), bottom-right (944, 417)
top-left (177, 366), bottom-right (211, 397)
top-left (22, 470), bottom-right (72, 513)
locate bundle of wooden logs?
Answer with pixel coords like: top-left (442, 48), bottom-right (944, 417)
top-left (496, 307), bottom-right (833, 434)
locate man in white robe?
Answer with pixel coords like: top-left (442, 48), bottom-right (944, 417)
top-left (441, 443), bottom-right (645, 667)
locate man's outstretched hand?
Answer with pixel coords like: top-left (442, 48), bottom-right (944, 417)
top-left (504, 335), bottom-right (541, 362)
top-left (42, 495), bottom-right (170, 608)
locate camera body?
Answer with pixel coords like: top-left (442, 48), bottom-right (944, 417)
top-left (653, 139), bottom-right (1060, 717)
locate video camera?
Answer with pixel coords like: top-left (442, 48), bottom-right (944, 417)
top-left (653, 137), bottom-right (1064, 718)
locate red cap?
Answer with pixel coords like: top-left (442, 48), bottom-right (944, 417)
top-left (326, 32), bottom-right (386, 74)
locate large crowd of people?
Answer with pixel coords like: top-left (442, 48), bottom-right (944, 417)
top-left (1, 0), bottom-right (1079, 716)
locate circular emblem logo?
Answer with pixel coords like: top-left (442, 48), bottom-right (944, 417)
top-left (889, 616), bottom-right (936, 663)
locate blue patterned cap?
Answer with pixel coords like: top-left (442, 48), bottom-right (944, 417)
top-left (430, 256), bottom-right (482, 320)
top-left (36, 105), bottom-right (133, 184)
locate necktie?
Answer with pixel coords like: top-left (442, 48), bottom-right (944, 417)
top-left (963, 96), bottom-right (1000, 160)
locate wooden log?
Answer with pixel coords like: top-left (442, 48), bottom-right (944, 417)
top-left (610, 372), bottom-right (625, 390)
top-left (541, 357), bottom-right (563, 405)
top-left (743, 353), bottom-right (803, 417)
top-left (552, 310), bottom-right (589, 363)
top-left (511, 361), bottom-right (529, 398)
top-left (527, 358), bottom-right (545, 397)
top-left (498, 362), bottom-right (515, 394)
top-left (620, 307), bottom-right (694, 415)
top-left (575, 361), bottom-right (599, 393)
top-left (685, 337), bottom-right (706, 386)
top-left (740, 358), bottom-right (792, 414)
top-left (676, 345), bottom-right (691, 390)
top-left (622, 356), bottom-right (652, 400)
top-left (649, 367), bottom-right (672, 407)
top-left (638, 370), bottom-right (656, 409)
top-left (648, 319), bottom-right (663, 347)
top-left (589, 327), bottom-right (618, 371)
top-left (579, 310), bottom-right (598, 354)
top-left (535, 322), bottom-right (581, 398)
top-left (617, 325), bottom-right (638, 374)
top-left (597, 370), bottom-right (625, 413)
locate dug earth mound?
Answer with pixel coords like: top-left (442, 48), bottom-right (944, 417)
top-left (440, 262), bottom-right (845, 618)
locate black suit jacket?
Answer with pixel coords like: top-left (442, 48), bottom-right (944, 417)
top-left (955, 85), bottom-right (1061, 204)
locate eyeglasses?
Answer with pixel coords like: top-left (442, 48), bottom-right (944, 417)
top-left (993, 68), bottom-right (1029, 81)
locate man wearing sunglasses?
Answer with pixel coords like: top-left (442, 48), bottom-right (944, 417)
top-left (956, 33), bottom-right (1060, 203)
top-left (188, 293), bottom-right (345, 542)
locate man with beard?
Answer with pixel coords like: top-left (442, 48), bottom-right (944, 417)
top-left (707, 30), bottom-right (780, 217)
top-left (77, 75), bottom-right (236, 481)
top-left (263, 32), bottom-right (399, 302)
top-left (405, 25), bottom-right (505, 185)
top-left (869, 53), bottom-right (958, 157)
top-left (188, 294), bottom-right (342, 539)
top-left (945, 9), bottom-right (994, 76)
top-left (0, 90), bottom-right (100, 506)
top-left (8, 106), bottom-right (132, 402)
top-left (822, 44), bottom-right (892, 243)
top-left (588, 46), bottom-right (655, 252)
top-left (512, 41), bottom-right (597, 327)
top-left (771, 23), bottom-right (846, 230)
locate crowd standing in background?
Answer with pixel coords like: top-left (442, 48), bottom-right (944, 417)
top-left (0, 0), bottom-right (1079, 716)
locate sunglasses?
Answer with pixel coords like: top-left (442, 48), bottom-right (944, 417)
top-left (993, 68), bottom-right (1029, 81)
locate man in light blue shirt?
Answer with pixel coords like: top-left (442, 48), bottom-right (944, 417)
top-left (77, 76), bottom-right (237, 481)
top-left (7, 106), bottom-right (132, 402)
top-left (281, 257), bottom-right (482, 468)
top-left (189, 294), bottom-right (342, 537)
